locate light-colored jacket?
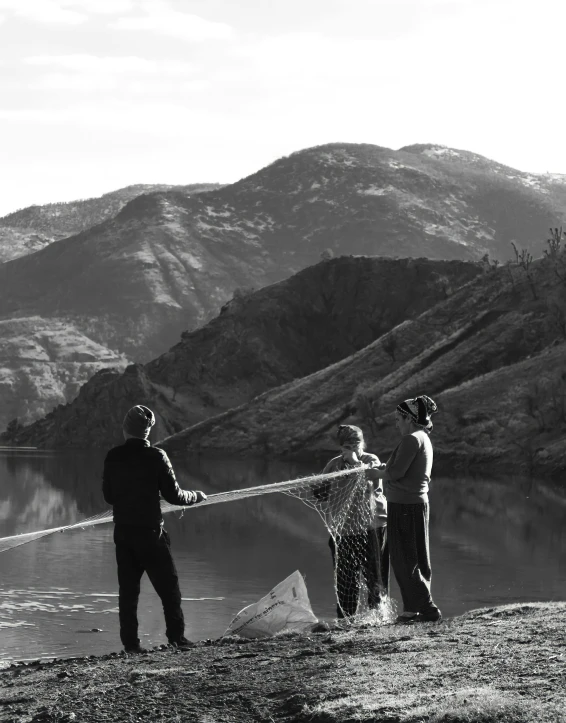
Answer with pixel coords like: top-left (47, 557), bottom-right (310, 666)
top-left (384, 430), bottom-right (433, 504)
top-left (320, 452), bottom-right (387, 534)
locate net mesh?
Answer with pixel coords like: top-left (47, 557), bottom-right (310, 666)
top-left (282, 466), bottom-right (390, 620)
top-left (0, 465), bottom-right (391, 620)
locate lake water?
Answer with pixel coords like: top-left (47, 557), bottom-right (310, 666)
top-left (1, 450), bottom-right (565, 664)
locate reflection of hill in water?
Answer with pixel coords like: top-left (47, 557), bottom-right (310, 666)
top-left (0, 453), bottom-right (84, 537)
top-left (429, 477), bottom-right (566, 597)
top-left (0, 451), bottom-right (107, 528)
top-left (0, 452), bottom-right (327, 547)
top-left (431, 477), bottom-right (566, 548)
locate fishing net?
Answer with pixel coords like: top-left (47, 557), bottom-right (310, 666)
top-left (0, 465), bottom-right (390, 619)
top-left (282, 465), bottom-right (390, 620)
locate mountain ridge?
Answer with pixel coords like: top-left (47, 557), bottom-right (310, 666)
top-left (0, 256), bottom-right (482, 448)
top-left (0, 183), bottom-right (222, 263)
top-left (1, 141), bottom-right (565, 437)
top-left (153, 252), bottom-right (566, 478)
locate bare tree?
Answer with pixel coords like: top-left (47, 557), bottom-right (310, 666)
top-left (543, 227), bottom-right (566, 284)
top-left (544, 226), bottom-right (563, 259)
top-left (511, 241), bottom-right (538, 300)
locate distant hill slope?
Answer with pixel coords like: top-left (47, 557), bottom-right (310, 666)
top-left (0, 183), bottom-right (221, 262)
top-left (0, 142), bottom-right (564, 433)
top-left (0, 142), bottom-right (564, 362)
top-left (0, 226), bottom-right (52, 264)
top-left (220, 142), bottom-right (566, 264)
top-left (0, 256), bottom-right (481, 448)
top-left (0, 317), bottom-right (128, 433)
top-left (154, 253), bottom-right (566, 478)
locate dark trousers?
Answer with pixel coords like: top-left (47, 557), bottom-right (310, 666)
top-left (329, 527), bottom-right (389, 618)
top-left (388, 502), bottom-right (439, 614)
top-left (114, 524), bottom-right (184, 648)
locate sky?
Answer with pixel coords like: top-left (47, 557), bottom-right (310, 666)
top-left (0, 0), bottom-right (564, 216)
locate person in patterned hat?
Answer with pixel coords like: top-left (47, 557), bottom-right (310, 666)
top-left (102, 405), bottom-right (207, 653)
top-left (378, 395), bottom-right (442, 624)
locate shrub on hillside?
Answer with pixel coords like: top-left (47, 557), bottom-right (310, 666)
top-left (352, 383), bottom-right (380, 437)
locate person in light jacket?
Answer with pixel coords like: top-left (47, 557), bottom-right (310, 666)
top-left (320, 424), bottom-right (389, 618)
top-left (378, 395), bottom-right (442, 624)
top-left (102, 405), bottom-right (207, 653)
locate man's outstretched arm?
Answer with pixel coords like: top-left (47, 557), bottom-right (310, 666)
top-left (156, 449), bottom-right (207, 506)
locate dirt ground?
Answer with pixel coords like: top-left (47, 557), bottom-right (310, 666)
top-left (1, 602), bottom-right (565, 723)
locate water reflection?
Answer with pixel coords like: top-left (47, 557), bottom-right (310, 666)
top-left (0, 450), bottom-right (565, 663)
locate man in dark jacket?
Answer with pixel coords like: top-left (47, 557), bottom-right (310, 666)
top-left (102, 405), bottom-right (207, 653)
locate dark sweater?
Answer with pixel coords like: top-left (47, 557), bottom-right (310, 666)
top-left (384, 431), bottom-right (433, 504)
top-left (102, 438), bottom-right (198, 528)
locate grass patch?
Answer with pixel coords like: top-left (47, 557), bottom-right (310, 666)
top-left (305, 687), bottom-right (565, 723)
top-left (408, 687), bottom-right (565, 723)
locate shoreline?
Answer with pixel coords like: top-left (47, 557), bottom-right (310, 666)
top-left (1, 442), bottom-right (565, 484)
top-left (1, 601), bottom-right (565, 723)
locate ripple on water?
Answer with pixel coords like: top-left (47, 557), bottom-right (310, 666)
top-left (0, 588), bottom-right (120, 620)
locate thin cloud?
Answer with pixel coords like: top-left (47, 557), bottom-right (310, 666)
top-left (110, 1), bottom-right (233, 41)
top-left (25, 54), bottom-right (196, 75)
top-left (0, 0), bottom-right (135, 24)
top-left (25, 54), bottom-right (198, 92)
top-left (27, 55), bottom-right (156, 72)
top-left (0, 0), bottom-right (86, 24)
top-left (31, 73), bottom-right (120, 91)
top-left (0, 103), bottom-right (240, 137)
top-left (63, 0), bottom-right (136, 13)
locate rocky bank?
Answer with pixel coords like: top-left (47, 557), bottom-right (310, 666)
top-left (0, 603), bottom-right (564, 723)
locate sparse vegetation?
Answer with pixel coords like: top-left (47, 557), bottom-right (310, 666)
top-left (544, 226), bottom-right (563, 258)
top-left (381, 331), bottom-right (398, 362)
top-left (232, 286), bottom-right (257, 300)
top-left (511, 240), bottom-right (538, 299)
top-left (480, 252), bottom-right (500, 272)
top-left (152, 249), bottom-right (566, 479)
top-left (428, 271), bottom-right (453, 299)
top-left (2, 602), bottom-right (564, 723)
top-left (0, 183), bottom-right (221, 248)
top-left (543, 226), bottom-right (566, 285)
top-left (1, 257), bottom-right (480, 448)
top-left (352, 383), bottom-right (381, 436)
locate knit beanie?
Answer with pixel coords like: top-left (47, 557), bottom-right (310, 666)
top-left (123, 405), bottom-right (155, 439)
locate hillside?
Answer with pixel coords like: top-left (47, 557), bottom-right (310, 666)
top-left (0, 142), bottom-right (564, 360)
top-left (153, 251), bottom-right (566, 478)
top-left (224, 142), bottom-right (566, 264)
top-left (0, 256), bottom-right (482, 448)
top-left (0, 226), bottom-right (53, 264)
top-left (0, 317), bottom-right (128, 433)
top-left (0, 183), bottom-right (221, 262)
top-left (0, 142), bottom-right (564, 431)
